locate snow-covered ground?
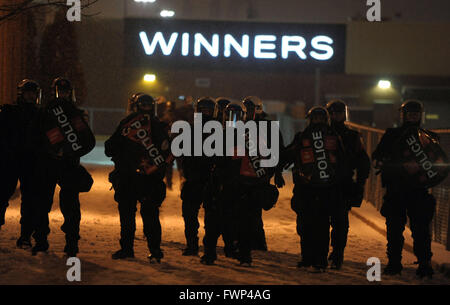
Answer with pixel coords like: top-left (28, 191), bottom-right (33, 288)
top-left (0, 165), bottom-right (449, 285)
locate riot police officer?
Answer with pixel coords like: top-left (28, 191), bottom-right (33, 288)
top-left (201, 100), bottom-right (243, 265)
top-left (202, 101), bottom-right (279, 266)
top-left (105, 93), bottom-right (171, 263)
top-left (32, 77), bottom-right (94, 257)
top-left (277, 107), bottom-right (345, 272)
top-left (326, 100), bottom-right (370, 269)
top-left (0, 80), bottom-right (41, 248)
top-left (242, 96), bottom-right (283, 251)
top-left (179, 97), bottom-right (216, 256)
top-left (372, 100), bottom-right (448, 278)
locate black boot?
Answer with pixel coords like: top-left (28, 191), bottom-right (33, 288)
top-left (112, 248), bottom-right (135, 260)
top-left (311, 265), bottom-right (327, 273)
top-left (182, 247), bottom-right (199, 256)
top-left (148, 249), bottom-right (164, 263)
top-left (16, 236), bottom-right (32, 249)
top-left (236, 251), bottom-right (252, 267)
top-left (416, 261), bottom-right (434, 279)
top-left (328, 251), bottom-right (336, 261)
top-left (297, 260), bottom-right (312, 268)
top-left (32, 240), bottom-right (49, 256)
top-left (330, 252), bottom-right (344, 270)
top-left (200, 253), bottom-right (217, 265)
top-left (64, 243), bottom-right (79, 257)
top-left (383, 262), bottom-right (403, 275)
top-left (224, 245), bottom-right (239, 259)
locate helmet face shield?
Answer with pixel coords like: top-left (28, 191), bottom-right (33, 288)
top-left (214, 97), bottom-right (231, 121)
top-left (400, 100), bottom-right (424, 125)
top-left (52, 78), bottom-right (74, 102)
top-left (326, 99), bottom-right (348, 123)
top-left (17, 79), bottom-right (41, 105)
top-left (195, 97), bottom-right (216, 118)
top-left (306, 106), bottom-right (330, 126)
top-left (223, 102), bottom-right (246, 128)
top-left (243, 96), bottom-right (263, 119)
top-left (128, 93), bottom-right (156, 115)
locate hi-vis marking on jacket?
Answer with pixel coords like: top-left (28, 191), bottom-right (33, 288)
top-left (406, 134), bottom-right (438, 179)
top-left (122, 117), bottom-right (165, 167)
top-left (52, 106), bottom-right (82, 152)
top-left (312, 131), bottom-right (329, 180)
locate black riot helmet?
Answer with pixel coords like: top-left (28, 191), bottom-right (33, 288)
top-left (399, 100), bottom-right (424, 126)
top-left (194, 97), bottom-right (216, 119)
top-left (242, 96), bottom-right (263, 121)
top-left (214, 97), bottom-right (231, 121)
top-left (51, 77), bottom-right (76, 102)
top-left (306, 106), bottom-right (330, 126)
top-left (223, 101), bottom-right (247, 127)
top-left (17, 79), bottom-right (41, 105)
top-left (128, 93), bottom-right (156, 116)
top-left (326, 99), bottom-right (347, 118)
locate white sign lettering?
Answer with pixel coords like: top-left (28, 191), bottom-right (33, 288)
top-left (138, 32), bottom-right (335, 61)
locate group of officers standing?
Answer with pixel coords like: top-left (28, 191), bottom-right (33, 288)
top-left (1, 78), bottom-right (447, 279)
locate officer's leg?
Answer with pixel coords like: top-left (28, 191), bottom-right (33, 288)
top-left (311, 193), bottom-right (331, 270)
top-left (293, 190), bottom-right (314, 267)
top-left (59, 187), bottom-right (81, 256)
top-left (32, 161), bottom-right (57, 254)
top-left (140, 177), bottom-right (165, 261)
top-left (181, 181), bottom-right (202, 254)
top-left (221, 189), bottom-right (239, 257)
top-left (202, 200), bottom-right (221, 263)
top-left (252, 207), bottom-right (267, 251)
top-left (329, 197), bottom-right (349, 268)
top-left (381, 191), bottom-right (407, 273)
top-left (16, 160), bottom-right (36, 247)
top-left (112, 179), bottom-right (138, 257)
top-left (407, 191), bottom-right (435, 277)
top-left (236, 193), bottom-right (256, 265)
top-left (140, 200), bottom-right (163, 260)
top-left (0, 163), bottom-right (19, 228)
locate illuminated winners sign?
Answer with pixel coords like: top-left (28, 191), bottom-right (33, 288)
top-left (125, 19), bottom-right (346, 72)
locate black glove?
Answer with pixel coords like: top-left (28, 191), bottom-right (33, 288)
top-left (274, 172), bottom-right (285, 188)
top-left (347, 181), bottom-right (365, 208)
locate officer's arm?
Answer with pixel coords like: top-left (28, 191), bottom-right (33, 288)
top-left (104, 125), bottom-right (123, 158)
top-left (277, 133), bottom-right (299, 172)
top-left (371, 129), bottom-right (394, 164)
top-left (355, 135), bottom-right (371, 184)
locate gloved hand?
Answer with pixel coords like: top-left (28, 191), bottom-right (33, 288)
top-left (274, 172), bottom-right (285, 188)
top-left (348, 181), bottom-right (365, 207)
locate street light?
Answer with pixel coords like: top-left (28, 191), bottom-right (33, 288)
top-left (160, 10), bottom-right (175, 18)
top-left (378, 80), bottom-right (391, 89)
top-left (144, 74), bottom-right (156, 82)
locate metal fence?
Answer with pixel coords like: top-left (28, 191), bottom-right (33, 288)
top-left (346, 122), bottom-right (450, 250)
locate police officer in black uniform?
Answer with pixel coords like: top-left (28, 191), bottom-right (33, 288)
top-left (326, 100), bottom-right (370, 269)
top-left (179, 97), bottom-right (216, 256)
top-left (277, 107), bottom-right (345, 272)
top-left (105, 93), bottom-right (170, 262)
top-left (32, 77), bottom-right (94, 257)
top-left (200, 98), bottom-right (236, 265)
top-left (0, 80), bottom-right (41, 248)
top-left (242, 96), bottom-right (284, 252)
top-left (372, 100), bottom-right (447, 278)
